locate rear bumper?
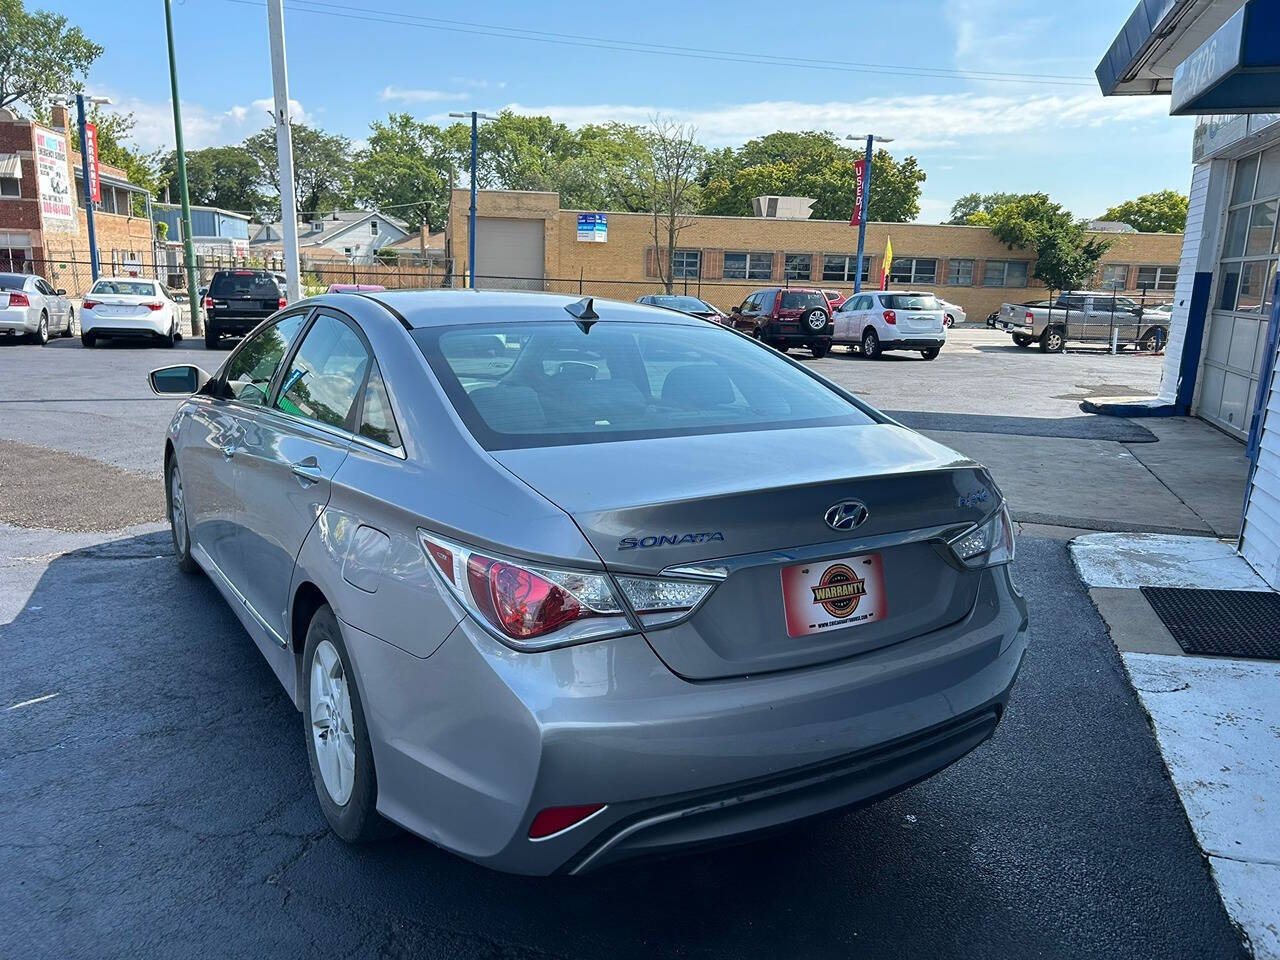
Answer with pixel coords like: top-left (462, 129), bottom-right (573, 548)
top-left (0, 307), bottom-right (36, 334)
top-left (343, 564), bottom-right (1030, 875)
top-left (994, 320), bottom-right (1033, 334)
top-left (881, 336), bottom-right (945, 349)
top-left (207, 313), bottom-right (271, 334)
top-left (81, 311), bottom-right (170, 337)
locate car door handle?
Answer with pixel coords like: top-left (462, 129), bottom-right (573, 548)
top-left (291, 457), bottom-right (323, 484)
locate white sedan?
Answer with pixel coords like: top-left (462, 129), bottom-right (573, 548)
top-left (81, 278), bottom-right (182, 348)
top-left (932, 296), bottom-right (967, 327)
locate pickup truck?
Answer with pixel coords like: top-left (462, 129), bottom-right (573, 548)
top-left (995, 291), bottom-right (1169, 353)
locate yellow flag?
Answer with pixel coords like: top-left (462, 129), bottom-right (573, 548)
top-left (880, 236), bottom-right (893, 290)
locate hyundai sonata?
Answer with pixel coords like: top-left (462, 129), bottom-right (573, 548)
top-left (149, 290), bottom-right (1029, 875)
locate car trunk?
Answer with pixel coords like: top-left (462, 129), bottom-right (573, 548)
top-left (492, 423), bottom-right (998, 680)
top-left (88, 297), bottom-right (154, 320)
top-left (209, 277), bottom-right (281, 317)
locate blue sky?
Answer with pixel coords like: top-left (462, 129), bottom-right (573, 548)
top-left (51, 0), bottom-right (1195, 222)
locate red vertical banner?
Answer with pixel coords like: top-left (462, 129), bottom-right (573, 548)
top-left (84, 122), bottom-right (102, 205)
top-left (849, 158), bottom-right (865, 226)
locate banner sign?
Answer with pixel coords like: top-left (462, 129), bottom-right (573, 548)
top-left (849, 158), bottom-right (865, 226)
top-left (577, 212), bottom-right (608, 242)
top-left (35, 129), bottom-right (74, 222)
top-left (84, 121), bottom-right (102, 205)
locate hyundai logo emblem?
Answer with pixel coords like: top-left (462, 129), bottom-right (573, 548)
top-left (824, 500), bottom-right (869, 531)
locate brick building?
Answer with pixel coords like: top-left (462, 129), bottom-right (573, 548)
top-left (446, 189), bottom-right (1184, 321)
top-left (0, 104), bottom-right (153, 291)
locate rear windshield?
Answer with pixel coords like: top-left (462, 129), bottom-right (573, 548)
top-left (210, 272), bottom-right (280, 298)
top-left (881, 294), bottom-right (940, 310)
top-left (0, 273), bottom-right (28, 290)
top-left (415, 320), bottom-right (875, 449)
top-left (90, 280), bottom-right (155, 296)
top-left (780, 291), bottom-right (825, 310)
top-left (647, 296), bottom-right (708, 312)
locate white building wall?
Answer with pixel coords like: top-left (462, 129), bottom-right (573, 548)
top-left (1159, 163), bottom-right (1215, 403)
top-left (1242, 336), bottom-right (1280, 588)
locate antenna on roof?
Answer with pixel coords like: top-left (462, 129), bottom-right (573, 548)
top-left (564, 296), bottom-right (599, 332)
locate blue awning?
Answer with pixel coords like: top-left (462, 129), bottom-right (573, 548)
top-left (1096, 0), bottom-right (1184, 96)
top-left (1171, 1), bottom-right (1280, 114)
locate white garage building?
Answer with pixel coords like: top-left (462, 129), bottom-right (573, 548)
top-left (1099, 0), bottom-right (1280, 587)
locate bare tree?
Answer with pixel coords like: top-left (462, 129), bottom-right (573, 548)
top-left (638, 117), bottom-right (704, 294)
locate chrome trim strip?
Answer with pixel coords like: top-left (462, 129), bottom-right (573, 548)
top-left (193, 544), bottom-right (288, 648)
top-left (222, 399), bottom-right (408, 461)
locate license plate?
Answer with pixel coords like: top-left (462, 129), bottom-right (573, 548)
top-left (780, 553), bottom-right (887, 637)
top-left (98, 305), bottom-right (130, 317)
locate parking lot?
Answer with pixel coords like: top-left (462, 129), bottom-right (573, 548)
top-left (0, 326), bottom-right (1249, 959)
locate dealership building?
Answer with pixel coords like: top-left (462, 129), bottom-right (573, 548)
top-left (446, 188), bottom-right (1182, 325)
top-left (1099, 0), bottom-right (1280, 587)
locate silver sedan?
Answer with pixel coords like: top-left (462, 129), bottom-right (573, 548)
top-left (0, 272), bottom-right (75, 344)
top-left (150, 290), bottom-right (1029, 875)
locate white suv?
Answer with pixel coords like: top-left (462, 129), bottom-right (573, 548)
top-left (832, 290), bottom-right (947, 360)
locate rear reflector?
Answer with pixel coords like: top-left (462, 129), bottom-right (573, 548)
top-left (528, 803), bottom-right (605, 839)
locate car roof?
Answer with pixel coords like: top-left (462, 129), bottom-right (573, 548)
top-left (93, 276), bottom-right (157, 283)
top-left (351, 289), bottom-right (710, 329)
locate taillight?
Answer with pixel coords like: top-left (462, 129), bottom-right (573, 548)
top-left (1024, 310), bottom-right (1034, 322)
top-left (772, 297), bottom-right (781, 319)
top-left (529, 804), bottom-right (605, 840)
top-left (81, 298), bottom-right (98, 310)
top-left (882, 309), bottom-right (897, 324)
top-left (277, 297), bottom-right (287, 309)
top-left (8, 292), bottom-right (30, 307)
top-left (144, 301), bottom-right (164, 311)
top-left (948, 503), bottom-right (1016, 568)
top-left (203, 297), bottom-right (214, 310)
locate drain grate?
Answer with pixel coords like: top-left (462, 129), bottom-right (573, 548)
top-left (1140, 587), bottom-right (1280, 660)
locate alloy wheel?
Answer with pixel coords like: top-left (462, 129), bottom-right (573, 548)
top-left (170, 467), bottom-right (187, 555)
top-left (310, 639), bottom-right (356, 806)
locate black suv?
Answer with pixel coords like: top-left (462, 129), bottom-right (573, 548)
top-left (726, 288), bottom-right (832, 357)
top-left (203, 270), bottom-right (286, 348)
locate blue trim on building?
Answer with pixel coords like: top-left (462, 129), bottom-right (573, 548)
top-left (1176, 271), bottom-right (1214, 415)
top-left (1096, 0), bottom-right (1181, 95)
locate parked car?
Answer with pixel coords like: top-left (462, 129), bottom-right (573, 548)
top-left (995, 291), bottom-right (1169, 352)
top-left (635, 294), bottom-right (725, 321)
top-left (935, 297), bottom-right (967, 327)
top-left (147, 290), bottom-right (1028, 875)
top-left (832, 290), bottom-right (947, 360)
top-left (0, 272), bottom-right (74, 344)
top-left (203, 269), bottom-right (287, 349)
top-left (81, 277), bottom-right (182, 348)
top-left (726, 287), bottom-right (833, 356)
top-left (821, 288), bottom-right (849, 312)
top-left (986, 300), bottom-right (1050, 328)
top-left (328, 283), bottom-right (387, 293)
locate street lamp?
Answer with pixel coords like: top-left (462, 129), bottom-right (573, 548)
top-left (845, 134), bottom-right (894, 293)
top-left (54, 92), bottom-right (111, 282)
top-left (449, 111), bottom-right (495, 288)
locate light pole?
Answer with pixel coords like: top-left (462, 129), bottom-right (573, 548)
top-left (54, 92), bottom-right (111, 281)
top-left (449, 111), bottom-right (494, 288)
top-left (845, 134), bottom-right (894, 294)
top-left (266, 0), bottom-right (301, 304)
top-left (163, 0), bottom-right (203, 335)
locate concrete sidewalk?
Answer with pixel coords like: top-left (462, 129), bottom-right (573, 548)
top-left (1071, 533), bottom-right (1280, 960)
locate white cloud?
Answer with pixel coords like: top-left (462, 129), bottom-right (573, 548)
top-left (449, 77), bottom-right (507, 90)
top-left (99, 93), bottom-right (312, 151)
top-left (380, 85), bottom-right (465, 103)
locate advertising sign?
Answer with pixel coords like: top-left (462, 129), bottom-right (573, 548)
top-left (35, 129), bottom-right (74, 223)
top-left (849, 158), bottom-right (865, 226)
top-left (577, 212), bottom-right (608, 242)
top-left (84, 122), bottom-right (102, 205)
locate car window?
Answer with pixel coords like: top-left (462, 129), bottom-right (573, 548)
top-left (0, 273), bottom-right (28, 290)
top-left (780, 291), bottom-right (825, 310)
top-left (90, 280), bottom-right (156, 297)
top-left (35, 278), bottom-right (55, 296)
top-left (209, 272), bottom-right (281, 298)
top-left (418, 320), bottom-right (874, 450)
top-left (276, 313), bottom-right (371, 429)
top-left (358, 362), bottom-right (402, 449)
top-left (222, 313), bottom-right (308, 406)
top-left (881, 294), bottom-right (940, 310)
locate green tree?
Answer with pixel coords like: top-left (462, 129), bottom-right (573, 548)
top-left (697, 131), bottom-right (924, 223)
top-left (0, 0), bottom-right (102, 116)
top-left (353, 113), bottom-right (456, 231)
top-left (1100, 189), bottom-right (1189, 233)
top-left (945, 192), bottom-right (1025, 225)
top-left (69, 108), bottom-right (157, 216)
top-left (243, 124), bottom-right (354, 222)
top-left (987, 193), bottom-right (1111, 292)
top-left (635, 118), bottom-right (705, 293)
top-left (157, 146), bottom-right (265, 219)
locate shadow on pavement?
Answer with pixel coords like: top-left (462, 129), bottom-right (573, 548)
top-left (884, 410), bottom-right (1157, 443)
top-left (0, 532), bottom-right (1246, 960)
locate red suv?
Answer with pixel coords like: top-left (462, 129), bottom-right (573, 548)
top-left (727, 287), bottom-right (832, 357)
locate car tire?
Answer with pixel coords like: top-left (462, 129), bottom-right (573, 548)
top-left (167, 459), bottom-right (200, 575)
top-left (921, 347), bottom-right (940, 360)
top-left (803, 308), bottom-right (828, 333)
top-left (809, 341), bottom-right (830, 358)
top-left (204, 327), bottom-right (220, 350)
top-left (61, 308), bottom-right (75, 338)
top-left (31, 312), bottom-right (49, 345)
top-left (160, 323), bottom-right (177, 348)
top-left (1040, 326), bottom-right (1065, 353)
top-left (1012, 334), bottom-right (1033, 348)
top-left (80, 331), bottom-right (96, 349)
top-left (1139, 326), bottom-right (1166, 352)
top-left (943, 314), bottom-right (954, 328)
top-left (302, 605), bottom-right (389, 843)
top-left (862, 328), bottom-right (881, 359)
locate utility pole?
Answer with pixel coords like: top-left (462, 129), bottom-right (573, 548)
top-left (266, 0), bottom-right (301, 303)
top-left (846, 134), bottom-right (894, 294)
top-left (73, 94), bottom-right (107, 282)
top-left (449, 111), bottom-right (493, 288)
top-left (163, 0), bottom-right (203, 335)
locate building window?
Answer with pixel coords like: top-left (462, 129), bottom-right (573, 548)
top-left (947, 258), bottom-right (973, 286)
top-left (672, 249), bottom-right (701, 278)
top-left (723, 251), bottom-right (772, 281)
top-left (0, 176), bottom-right (19, 197)
top-left (1136, 265), bottom-right (1177, 292)
top-left (888, 257), bottom-right (937, 285)
top-left (784, 253), bottom-right (811, 281)
top-left (821, 254), bottom-right (870, 283)
top-left (370, 220), bottom-right (379, 235)
top-left (1101, 264), bottom-right (1129, 289)
top-left (983, 260), bottom-right (1029, 287)
top-left (1219, 145), bottom-right (1280, 313)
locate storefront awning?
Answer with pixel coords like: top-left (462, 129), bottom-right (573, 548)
top-left (1097, 0), bottom-right (1244, 97)
top-left (1170, 1), bottom-right (1280, 114)
top-left (0, 154), bottom-right (21, 179)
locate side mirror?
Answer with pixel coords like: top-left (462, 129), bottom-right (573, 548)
top-left (149, 364), bottom-right (211, 396)
top-left (56, 288), bottom-right (67, 296)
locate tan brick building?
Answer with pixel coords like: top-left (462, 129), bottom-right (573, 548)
top-left (0, 105), bottom-right (153, 293)
top-left (447, 189), bottom-right (1184, 321)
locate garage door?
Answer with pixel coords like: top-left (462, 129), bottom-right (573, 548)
top-left (473, 217), bottom-right (545, 290)
top-left (1199, 147), bottom-right (1280, 438)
